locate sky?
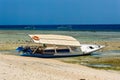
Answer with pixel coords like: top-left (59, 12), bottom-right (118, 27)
top-left (0, 0), bottom-right (120, 25)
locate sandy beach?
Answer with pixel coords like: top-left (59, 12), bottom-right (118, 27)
top-left (0, 54), bottom-right (120, 80)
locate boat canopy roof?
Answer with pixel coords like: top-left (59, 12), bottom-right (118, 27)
top-left (29, 34), bottom-right (80, 46)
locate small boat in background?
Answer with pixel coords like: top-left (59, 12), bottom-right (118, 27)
top-left (16, 34), bottom-right (105, 58)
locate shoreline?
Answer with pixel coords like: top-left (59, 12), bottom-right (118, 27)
top-left (0, 30), bottom-right (120, 79)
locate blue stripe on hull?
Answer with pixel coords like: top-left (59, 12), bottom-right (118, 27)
top-left (20, 53), bottom-right (90, 58)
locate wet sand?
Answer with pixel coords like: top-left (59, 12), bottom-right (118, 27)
top-left (0, 54), bottom-right (120, 80)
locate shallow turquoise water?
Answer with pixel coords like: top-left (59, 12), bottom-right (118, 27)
top-left (0, 30), bottom-right (120, 43)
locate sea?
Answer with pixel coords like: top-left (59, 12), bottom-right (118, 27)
top-left (0, 24), bottom-right (120, 45)
top-left (0, 24), bottom-right (120, 31)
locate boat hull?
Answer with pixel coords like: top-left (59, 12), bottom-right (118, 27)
top-left (20, 53), bottom-right (91, 58)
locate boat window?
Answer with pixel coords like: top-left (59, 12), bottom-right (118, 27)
top-left (89, 46), bottom-right (94, 49)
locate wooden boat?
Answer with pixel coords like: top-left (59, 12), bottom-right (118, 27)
top-left (16, 34), bottom-right (105, 58)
